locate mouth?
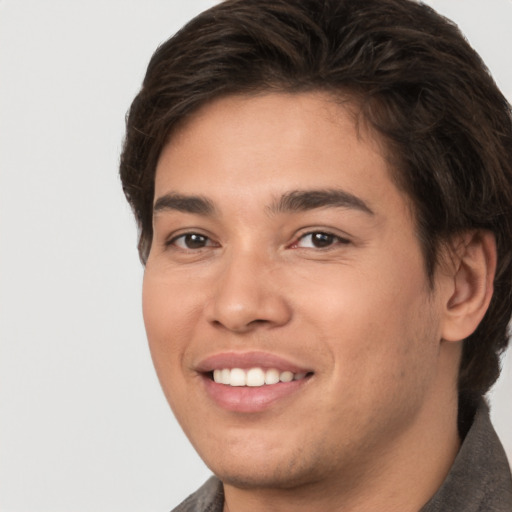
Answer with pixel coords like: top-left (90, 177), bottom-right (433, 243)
top-left (196, 352), bottom-right (314, 413)
top-left (209, 367), bottom-right (311, 387)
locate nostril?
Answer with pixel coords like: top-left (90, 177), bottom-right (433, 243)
top-left (210, 317), bottom-right (269, 332)
top-left (249, 319), bottom-right (268, 325)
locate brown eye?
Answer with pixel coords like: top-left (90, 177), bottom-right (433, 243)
top-left (296, 232), bottom-right (349, 249)
top-left (171, 233), bottom-right (211, 249)
top-left (311, 232), bottom-right (335, 248)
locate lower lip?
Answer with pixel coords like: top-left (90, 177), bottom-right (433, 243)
top-left (202, 375), bottom-right (310, 413)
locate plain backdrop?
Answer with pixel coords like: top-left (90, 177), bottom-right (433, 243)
top-left (1, 1), bottom-right (511, 511)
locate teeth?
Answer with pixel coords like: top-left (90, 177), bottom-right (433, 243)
top-left (221, 368), bottom-right (230, 385)
top-left (212, 367), bottom-right (308, 387)
top-left (230, 368), bottom-right (246, 387)
top-left (247, 368), bottom-right (265, 387)
top-left (264, 368), bottom-right (280, 385)
top-left (279, 370), bottom-right (294, 383)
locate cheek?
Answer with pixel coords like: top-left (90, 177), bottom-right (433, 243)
top-left (142, 273), bottom-right (188, 372)
top-left (300, 257), bottom-right (439, 380)
top-left (142, 266), bottom-right (201, 334)
top-left (142, 274), bottom-right (196, 415)
top-left (349, 286), bottom-right (441, 405)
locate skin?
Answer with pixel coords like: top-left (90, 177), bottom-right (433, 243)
top-left (143, 92), bottom-right (494, 512)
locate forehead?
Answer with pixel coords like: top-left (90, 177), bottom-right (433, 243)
top-left (158, 93), bottom-right (387, 181)
top-left (153, 92), bottom-right (413, 228)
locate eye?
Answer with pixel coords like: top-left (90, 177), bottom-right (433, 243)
top-left (294, 231), bottom-right (349, 249)
top-left (169, 233), bottom-right (216, 250)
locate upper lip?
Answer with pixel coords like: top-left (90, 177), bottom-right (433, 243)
top-left (195, 351), bottom-right (313, 374)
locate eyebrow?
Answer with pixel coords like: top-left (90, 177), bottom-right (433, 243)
top-left (269, 189), bottom-right (374, 215)
top-left (152, 188), bottom-right (374, 217)
top-left (153, 193), bottom-right (216, 216)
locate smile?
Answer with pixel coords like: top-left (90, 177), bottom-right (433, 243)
top-left (197, 352), bottom-right (314, 412)
top-left (212, 367), bottom-right (308, 387)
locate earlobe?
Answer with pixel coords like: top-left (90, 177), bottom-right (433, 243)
top-left (441, 231), bottom-right (497, 342)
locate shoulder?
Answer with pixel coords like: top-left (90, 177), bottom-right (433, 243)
top-left (171, 476), bottom-right (224, 512)
top-left (421, 399), bottom-right (512, 511)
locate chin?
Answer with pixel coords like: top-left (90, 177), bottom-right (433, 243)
top-left (200, 443), bottom-right (331, 491)
top-left (212, 464), bottom-right (315, 491)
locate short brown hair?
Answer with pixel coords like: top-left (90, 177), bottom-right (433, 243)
top-left (120, 0), bottom-right (512, 401)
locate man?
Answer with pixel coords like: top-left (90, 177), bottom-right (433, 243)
top-left (119, 0), bottom-right (512, 510)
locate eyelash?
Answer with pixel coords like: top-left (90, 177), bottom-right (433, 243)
top-left (166, 230), bottom-right (350, 251)
top-left (291, 231), bottom-right (350, 250)
top-left (166, 232), bottom-right (218, 250)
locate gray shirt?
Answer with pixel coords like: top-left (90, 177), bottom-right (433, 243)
top-left (172, 401), bottom-right (512, 511)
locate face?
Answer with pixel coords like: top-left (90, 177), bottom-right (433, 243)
top-left (143, 92), bottom-right (450, 491)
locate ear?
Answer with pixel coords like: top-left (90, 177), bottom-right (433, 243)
top-left (440, 230), bottom-right (497, 343)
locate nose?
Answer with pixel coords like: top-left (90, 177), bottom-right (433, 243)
top-left (205, 250), bottom-right (292, 333)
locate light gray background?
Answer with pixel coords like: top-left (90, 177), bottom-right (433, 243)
top-left (0, 1), bottom-right (510, 511)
